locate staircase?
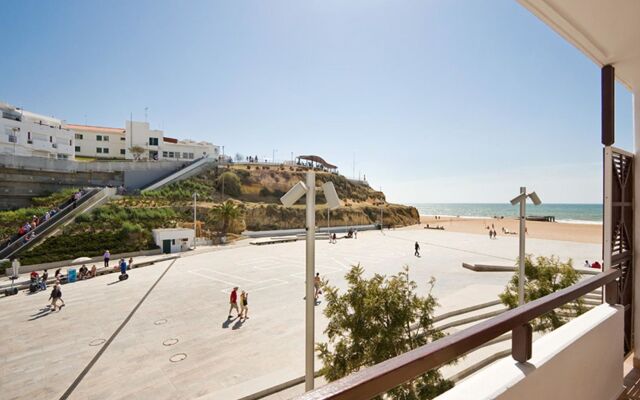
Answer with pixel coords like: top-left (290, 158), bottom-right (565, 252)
top-left (0, 187), bottom-right (115, 260)
top-left (141, 156), bottom-right (216, 193)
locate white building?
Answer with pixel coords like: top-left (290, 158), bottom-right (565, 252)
top-left (66, 124), bottom-right (127, 159)
top-left (68, 120), bottom-right (219, 161)
top-left (152, 228), bottom-right (194, 253)
top-left (0, 102), bottom-right (75, 160)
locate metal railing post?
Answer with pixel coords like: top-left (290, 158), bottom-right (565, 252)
top-left (512, 323), bottom-right (533, 362)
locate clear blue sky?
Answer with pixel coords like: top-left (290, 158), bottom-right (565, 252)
top-left (2, 0), bottom-right (633, 204)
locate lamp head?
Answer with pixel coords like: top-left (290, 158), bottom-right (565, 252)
top-left (528, 191), bottom-right (542, 206)
top-left (322, 181), bottom-right (342, 210)
top-left (510, 193), bottom-right (526, 206)
top-left (280, 181), bottom-right (308, 207)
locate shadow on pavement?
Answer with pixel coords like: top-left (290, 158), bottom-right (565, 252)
top-left (222, 317), bottom-right (238, 329)
top-left (28, 307), bottom-right (53, 321)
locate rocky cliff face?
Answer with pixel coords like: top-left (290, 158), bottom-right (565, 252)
top-left (243, 203), bottom-right (419, 232)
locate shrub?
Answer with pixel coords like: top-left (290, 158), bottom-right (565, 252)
top-left (216, 172), bottom-right (241, 197)
top-left (499, 255), bottom-right (585, 332)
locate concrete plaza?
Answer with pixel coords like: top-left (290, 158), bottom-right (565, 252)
top-left (0, 228), bottom-right (600, 399)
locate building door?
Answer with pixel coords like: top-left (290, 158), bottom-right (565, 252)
top-left (162, 239), bottom-right (172, 254)
top-left (604, 146), bottom-right (634, 354)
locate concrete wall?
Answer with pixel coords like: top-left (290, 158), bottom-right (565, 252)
top-left (0, 167), bottom-right (122, 209)
top-left (435, 304), bottom-right (624, 400)
top-left (0, 154), bottom-right (185, 209)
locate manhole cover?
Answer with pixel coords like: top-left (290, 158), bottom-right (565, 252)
top-left (154, 319), bottom-right (168, 325)
top-left (170, 353), bottom-right (187, 363)
top-left (89, 339), bottom-right (106, 346)
top-left (163, 338), bottom-right (179, 346)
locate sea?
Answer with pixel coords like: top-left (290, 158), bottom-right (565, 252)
top-left (410, 203), bottom-right (603, 224)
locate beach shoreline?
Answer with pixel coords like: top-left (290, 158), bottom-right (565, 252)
top-left (415, 215), bottom-right (602, 244)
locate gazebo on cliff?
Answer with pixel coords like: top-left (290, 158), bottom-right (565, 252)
top-left (296, 155), bottom-right (338, 172)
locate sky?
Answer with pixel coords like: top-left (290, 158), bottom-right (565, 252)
top-left (1, 0), bottom-right (634, 204)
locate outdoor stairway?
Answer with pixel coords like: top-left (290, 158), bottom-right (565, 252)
top-left (141, 156), bottom-right (216, 192)
top-left (0, 187), bottom-right (115, 261)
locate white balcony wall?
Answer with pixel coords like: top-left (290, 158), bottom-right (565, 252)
top-left (435, 304), bottom-right (624, 400)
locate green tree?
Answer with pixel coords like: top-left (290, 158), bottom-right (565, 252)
top-left (129, 145), bottom-right (145, 160)
top-left (208, 200), bottom-right (243, 237)
top-left (499, 255), bottom-right (585, 332)
top-left (317, 265), bottom-right (453, 400)
top-left (216, 171), bottom-right (241, 197)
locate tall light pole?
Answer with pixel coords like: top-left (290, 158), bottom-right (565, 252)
top-left (193, 192), bottom-right (198, 249)
top-left (281, 173), bottom-right (341, 391)
top-left (510, 187), bottom-right (542, 306)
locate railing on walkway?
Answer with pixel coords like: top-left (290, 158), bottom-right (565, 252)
top-left (294, 268), bottom-right (622, 400)
top-left (0, 188), bottom-right (102, 260)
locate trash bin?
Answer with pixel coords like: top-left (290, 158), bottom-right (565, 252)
top-left (67, 268), bottom-right (77, 283)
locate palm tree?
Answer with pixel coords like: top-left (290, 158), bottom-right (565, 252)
top-left (209, 200), bottom-right (243, 238)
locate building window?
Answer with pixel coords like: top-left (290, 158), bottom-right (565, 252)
top-left (97, 148), bottom-right (103, 153)
top-left (120, 137), bottom-right (125, 141)
top-left (103, 148), bottom-right (109, 154)
top-left (176, 152), bottom-right (181, 159)
top-left (168, 152), bottom-right (174, 158)
top-left (189, 153), bottom-right (194, 159)
top-left (149, 137), bottom-right (159, 146)
top-left (75, 133), bottom-right (83, 140)
top-left (49, 136), bottom-right (53, 142)
top-left (103, 135), bottom-right (109, 141)
top-left (97, 135), bottom-right (103, 141)
top-left (182, 152), bottom-right (188, 159)
top-left (120, 149), bottom-right (126, 155)
top-left (75, 146), bottom-right (81, 152)
top-left (162, 151), bottom-right (168, 158)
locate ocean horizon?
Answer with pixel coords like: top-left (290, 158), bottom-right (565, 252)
top-left (410, 203), bottom-right (603, 224)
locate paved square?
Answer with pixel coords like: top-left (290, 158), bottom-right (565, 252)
top-left (0, 228), bottom-right (600, 399)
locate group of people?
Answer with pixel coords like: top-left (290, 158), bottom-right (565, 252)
top-left (246, 155), bottom-right (261, 163)
top-left (78, 264), bottom-right (97, 280)
top-left (227, 287), bottom-right (249, 321)
top-left (584, 260), bottom-right (602, 269)
top-left (14, 209), bottom-right (59, 244)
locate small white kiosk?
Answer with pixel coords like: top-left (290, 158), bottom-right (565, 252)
top-left (152, 228), bottom-right (195, 253)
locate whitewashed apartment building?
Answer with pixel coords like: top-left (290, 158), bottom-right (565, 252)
top-left (0, 102), bottom-right (75, 159)
top-left (68, 120), bottom-right (219, 161)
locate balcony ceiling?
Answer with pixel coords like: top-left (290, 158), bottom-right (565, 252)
top-left (519, 0), bottom-right (640, 91)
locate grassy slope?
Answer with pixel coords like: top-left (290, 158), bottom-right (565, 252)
top-left (8, 165), bottom-right (418, 265)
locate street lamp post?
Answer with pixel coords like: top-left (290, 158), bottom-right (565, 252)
top-left (510, 187), bottom-right (542, 306)
top-left (193, 192), bottom-right (198, 249)
top-left (280, 172), bottom-right (341, 391)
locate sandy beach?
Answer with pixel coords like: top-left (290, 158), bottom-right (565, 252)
top-left (417, 215), bottom-right (602, 244)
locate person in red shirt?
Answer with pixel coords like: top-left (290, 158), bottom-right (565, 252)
top-left (228, 287), bottom-right (240, 319)
top-left (591, 261), bottom-right (602, 269)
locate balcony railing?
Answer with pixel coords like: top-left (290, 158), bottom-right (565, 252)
top-left (294, 268), bottom-right (622, 400)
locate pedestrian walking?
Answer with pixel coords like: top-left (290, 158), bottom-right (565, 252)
top-left (40, 269), bottom-right (48, 290)
top-left (228, 287), bottom-right (240, 319)
top-left (414, 241), bottom-right (420, 257)
top-left (354, 228), bottom-right (358, 239)
top-left (49, 284), bottom-right (65, 311)
top-left (240, 290), bottom-right (249, 320)
top-left (314, 272), bottom-right (322, 300)
top-left (103, 250), bottom-right (110, 268)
